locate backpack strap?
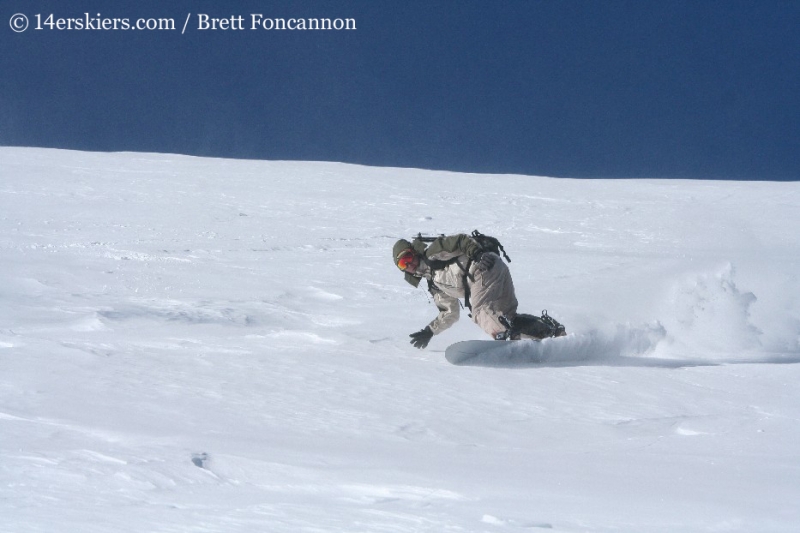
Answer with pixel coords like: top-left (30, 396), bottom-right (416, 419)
top-left (464, 278), bottom-right (472, 316)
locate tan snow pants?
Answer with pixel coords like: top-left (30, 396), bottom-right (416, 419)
top-left (468, 254), bottom-right (519, 337)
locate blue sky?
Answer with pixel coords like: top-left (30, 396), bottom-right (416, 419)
top-left (2, 0), bottom-right (798, 179)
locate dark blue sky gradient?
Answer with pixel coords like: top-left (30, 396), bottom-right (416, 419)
top-left (2, 0), bottom-right (799, 179)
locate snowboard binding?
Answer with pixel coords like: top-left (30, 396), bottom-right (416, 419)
top-left (496, 310), bottom-right (567, 341)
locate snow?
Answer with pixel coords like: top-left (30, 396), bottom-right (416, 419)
top-left (1, 147), bottom-right (799, 532)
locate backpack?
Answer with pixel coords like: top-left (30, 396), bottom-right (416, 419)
top-left (414, 230), bottom-right (511, 263)
top-left (468, 230), bottom-right (511, 263)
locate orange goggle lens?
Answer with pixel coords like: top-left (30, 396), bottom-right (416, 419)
top-left (396, 250), bottom-right (415, 271)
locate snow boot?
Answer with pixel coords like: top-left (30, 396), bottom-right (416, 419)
top-left (499, 311), bottom-right (566, 340)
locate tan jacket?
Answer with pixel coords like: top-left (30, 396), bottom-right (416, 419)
top-left (412, 234), bottom-right (519, 337)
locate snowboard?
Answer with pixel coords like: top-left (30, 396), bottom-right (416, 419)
top-left (445, 312), bottom-right (568, 366)
top-left (444, 337), bottom-right (564, 366)
top-left (445, 339), bottom-right (513, 365)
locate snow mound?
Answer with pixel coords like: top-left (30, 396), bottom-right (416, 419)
top-left (656, 263), bottom-right (780, 361)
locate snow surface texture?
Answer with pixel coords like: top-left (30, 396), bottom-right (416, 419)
top-left (1, 147), bottom-right (799, 532)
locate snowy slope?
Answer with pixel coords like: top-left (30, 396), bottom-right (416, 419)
top-left (1, 147), bottom-right (799, 532)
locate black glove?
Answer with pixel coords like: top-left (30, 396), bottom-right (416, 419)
top-left (409, 327), bottom-right (434, 349)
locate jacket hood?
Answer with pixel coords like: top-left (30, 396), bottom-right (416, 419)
top-left (394, 238), bottom-right (425, 287)
top-left (392, 239), bottom-right (413, 263)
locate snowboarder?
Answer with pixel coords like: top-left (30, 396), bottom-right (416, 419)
top-left (393, 233), bottom-right (565, 349)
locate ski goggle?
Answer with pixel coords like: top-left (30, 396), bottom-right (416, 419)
top-left (395, 249), bottom-right (416, 271)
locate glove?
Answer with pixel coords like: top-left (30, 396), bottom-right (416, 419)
top-left (409, 327), bottom-right (434, 349)
top-left (473, 251), bottom-right (497, 272)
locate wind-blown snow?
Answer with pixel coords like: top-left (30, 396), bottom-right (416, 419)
top-left (1, 147), bottom-right (799, 532)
